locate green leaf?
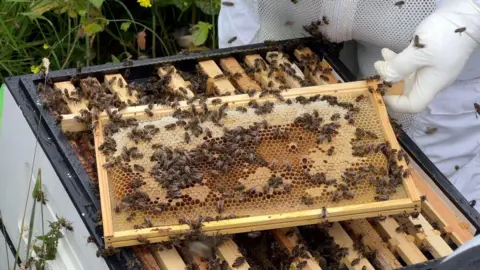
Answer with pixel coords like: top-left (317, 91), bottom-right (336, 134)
top-left (111, 55), bottom-right (120, 63)
top-left (190, 21), bottom-right (212, 46)
top-left (22, 0), bottom-right (59, 19)
top-left (173, 0), bottom-right (194, 11)
top-left (88, 0), bottom-right (104, 9)
top-left (83, 23), bottom-right (103, 36)
top-left (78, 9), bottom-right (87, 16)
top-left (195, 0), bottom-right (221, 15)
top-left (154, 0), bottom-right (178, 7)
top-left (120, 22), bottom-right (131, 32)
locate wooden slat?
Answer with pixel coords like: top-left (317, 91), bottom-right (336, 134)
top-left (104, 74), bottom-right (138, 103)
top-left (152, 247), bottom-right (186, 270)
top-left (54, 81), bottom-right (88, 113)
top-left (244, 54), bottom-right (285, 90)
top-left (219, 57), bottom-right (262, 93)
top-left (192, 255), bottom-right (208, 270)
top-left (385, 81), bottom-right (404, 96)
top-left (412, 169), bottom-right (473, 245)
top-left (327, 223), bottom-right (375, 270)
top-left (157, 66), bottom-right (195, 98)
top-left (265, 51), bottom-right (304, 88)
top-left (216, 239), bottom-right (250, 270)
top-left (60, 113), bottom-right (87, 132)
top-left (273, 228), bottom-right (322, 270)
top-left (374, 217), bottom-right (427, 265)
top-left (198, 60), bottom-right (236, 95)
top-left (343, 220), bottom-right (402, 270)
top-left (403, 214), bottom-right (453, 258)
top-left (294, 47), bottom-right (338, 85)
top-left (133, 246), bottom-right (162, 270)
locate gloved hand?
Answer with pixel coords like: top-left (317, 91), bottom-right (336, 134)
top-left (374, 0), bottom-right (480, 113)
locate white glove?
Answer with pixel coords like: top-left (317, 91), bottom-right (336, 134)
top-left (374, 0), bottom-right (480, 113)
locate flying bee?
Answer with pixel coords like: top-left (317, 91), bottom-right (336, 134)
top-left (455, 27), bottom-right (467, 34)
top-left (425, 127), bottom-right (438, 135)
top-left (413, 35), bottom-right (425, 48)
top-left (212, 98), bottom-right (222, 105)
top-left (222, 1), bottom-right (234, 6)
top-left (394, 1), bottom-right (405, 8)
top-left (144, 108), bottom-right (153, 117)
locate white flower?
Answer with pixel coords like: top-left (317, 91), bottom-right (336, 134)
top-left (42, 57), bottom-right (50, 75)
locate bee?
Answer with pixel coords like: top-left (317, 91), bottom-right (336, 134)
top-left (411, 211), bottom-right (420, 219)
top-left (204, 127), bottom-right (212, 138)
top-left (475, 103), bottom-right (480, 118)
top-left (233, 184), bottom-right (245, 191)
top-left (321, 207), bottom-right (328, 218)
top-left (414, 224), bottom-right (423, 231)
top-left (297, 261), bottom-right (307, 269)
top-left (144, 108), bottom-right (153, 117)
top-left (355, 94), bottom-right (365, 102)
top-left (351, 258), bottom-right (361, 266)
top-left (284, 160), bottom-right (292, 171)
top-left (455, 27), bottom-right (467, 34)
top-left (235, 106), bottom-right (248, 113)
top-left (394, 1), bottom-right (405, 8)
top-left (413, 35), bottom-right (425, 48)
top-left (114, 204), bottom-right (121, 213)
top-left (327, 146), bottom-right (335, 156)
top-left (184, 132), bottom-right (191, 143)
top-left (425, 127), bottom-right (438, 135)
top-left (165, 123), bottom-right (177, 130)
top-left (222, 1), bottom-right (234, 6)
top-left (395, 224), bottom-right (408, 233)
top-left (212, 98), bottom-right (222, 105)
top-left (470, 200), bottom-right (477, 207)
top-left (133, 164), bottom-right (145, 172)
top-left (227, 36), bottom-right (237, 44)
top-left (455, 165), bottom-right (460, 170)
top-left (286, 99), bottom-right (293, 105)
top-left (368, 86), bottom-right (374, 93)
top-left (232, 256), bottom-right (246, 268)
top-left (383, 80), bottom-right (393, 88)
top-left (248, 90), bottom-right (257, 97)
top-left (103, 162), bottom-right (115, 169)
top-left (330, 113), bottom-right (341, 121)
top-left (87, 235), bottom-right (95, 244)
top-left (375, 195), bottom-right (389, 201)
top-left (217, 200), bottom-right (224, 213)
top-left (301, 195), bottom-right (314, 205)
top-left (247, 231), bottom-right (261, 238)
top-left (126, 212), bottom-right (136, 222)
top-left (118, 78), bottom-right (124, 88)
top-left (420, 195), bottom-right (427, 202)
top-left (322, 16), bottom-right (329, 25)
top-left (136, 236), bottom-right (150, 244)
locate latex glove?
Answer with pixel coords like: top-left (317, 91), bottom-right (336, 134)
top-left (374, 0), bottom-right (480, 113)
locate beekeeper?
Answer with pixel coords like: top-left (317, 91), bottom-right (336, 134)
top-left (218, 0), bottom-right (480, 211)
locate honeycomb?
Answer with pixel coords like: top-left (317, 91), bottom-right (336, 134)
top-left (102, 90), bottom-right (408, 232)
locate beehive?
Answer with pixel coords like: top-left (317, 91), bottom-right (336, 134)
top-left (93, 80), bottom-right (420, 247)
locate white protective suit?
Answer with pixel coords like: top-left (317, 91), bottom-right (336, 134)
top-left (218, 0), bottom-right (480, 211)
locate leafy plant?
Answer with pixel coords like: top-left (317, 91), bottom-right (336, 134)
top-left (0, 0), bottom-right (221, 82)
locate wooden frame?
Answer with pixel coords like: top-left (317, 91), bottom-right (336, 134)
top-left (93, 80), bottom-right (421, 248)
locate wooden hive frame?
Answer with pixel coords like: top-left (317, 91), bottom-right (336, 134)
top-left (51, 45), bottom-right (475, 269)
top-left (93, 72), bottom-right (421, 247)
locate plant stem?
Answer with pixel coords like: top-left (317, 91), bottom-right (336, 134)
top-left (61, 28), bottom-right (80, 69)
top-left (86, 1), bottom-right (91, 66)
top-left (210, 0), bottom-right (216, 48)
top-left (152, 1), bottom-right (156, 58)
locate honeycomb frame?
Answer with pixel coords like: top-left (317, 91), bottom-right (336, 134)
top-left (93, 80), bottom-right (421, 248)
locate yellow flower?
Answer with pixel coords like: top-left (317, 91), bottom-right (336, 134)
top-left (43, 43), bottom-right (50, 50)
top-left (137, 0), bottom-right (152, 8)
top-left (30, 65), bottom-right (42, 74)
